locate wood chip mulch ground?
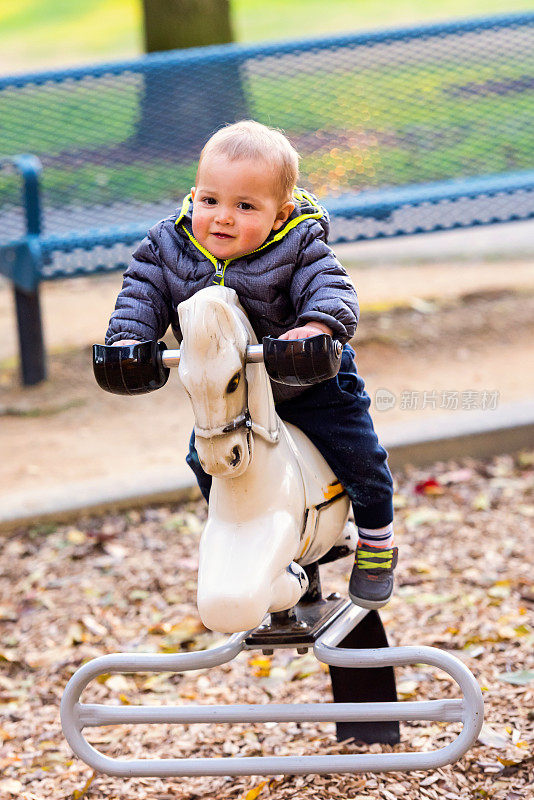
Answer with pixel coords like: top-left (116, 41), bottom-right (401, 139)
top-left (1, 453), bottom-right (533, 800)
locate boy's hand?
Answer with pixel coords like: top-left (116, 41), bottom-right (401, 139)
top-left (111, 339), bottom-right (139, 346)
top-left (278, 322), bottom-right (332, 340)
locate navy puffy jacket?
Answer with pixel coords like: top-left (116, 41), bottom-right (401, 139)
top-left (106, 189), bottom-right (359, 399)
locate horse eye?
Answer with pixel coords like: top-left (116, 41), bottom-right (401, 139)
top-left (226, 373), bottom-right (240, 393)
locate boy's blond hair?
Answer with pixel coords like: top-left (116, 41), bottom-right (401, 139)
top-left (197, 120), bottom-right (299, 202)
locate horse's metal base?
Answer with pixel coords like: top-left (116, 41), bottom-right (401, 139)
top-left (61, 599), bottom-right (484, 778)
top-left (245, 593), bottom-right (347, 652)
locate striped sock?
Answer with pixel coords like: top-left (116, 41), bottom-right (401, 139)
top-left (357, 522), bottom-right (394, 549)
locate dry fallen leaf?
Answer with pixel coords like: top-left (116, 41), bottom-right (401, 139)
top-left (439, 468), bottom-right (474, 484)
top-left (414, 478), bottom-right (444, 496)
top-left (420, 773), bottom-right (441, 786)
top-left (497, 670), bottom-right (534, 686)
top-left (66, 528), bottom-right (87, 545)
top-left (478, 723), bottom-right (511, 749)
top-left (105, 674), bottom-right (135, 692)
top-left (463, 644), bottom-right (485, 658)
top-left (242, 780), bottom-right (268, 800)
top-left (71, 771), bottom-right (96, 799)
top-left (0, 725), bottom-right (13, 743)
top-left (488, 583), bottom-right (511, 599)
top-left (517, 450), bottom-right (534, 467)
top-left (404, 508), bottom-right (444, 529)
top-left (0, 650), bottom-right (19, 666)
top-left (0, 778), bottom-right (23, 795)
top-left (81, 614), bottom-right (107, 637)
top-left (285, 653), bottom-right (321, 681)
top-left (473, 492), bottom-right (490, 510)
top-left (396, 679), bottom-right (419, 698)
top-left (248, 655), bottom-right (272, 678)
top-left (156, 616), bottom-right (212, 653)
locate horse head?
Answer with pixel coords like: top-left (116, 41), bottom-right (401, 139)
top-left (178, 286), bottom-right (256, 478)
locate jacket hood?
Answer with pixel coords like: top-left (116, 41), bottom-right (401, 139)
top-left (174, 187), bottom-right (330, 262)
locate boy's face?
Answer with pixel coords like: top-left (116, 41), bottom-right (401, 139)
top-left (191, 153), bottom-right (294, 261)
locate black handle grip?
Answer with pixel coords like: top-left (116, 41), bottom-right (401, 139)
top-left (262, 334), bottom-right (343, 386)
top-left (93, 340), bottom-right (169, 395)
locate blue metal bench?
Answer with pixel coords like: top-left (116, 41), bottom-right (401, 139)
top-left (1, 12), bottom-right (534, 384)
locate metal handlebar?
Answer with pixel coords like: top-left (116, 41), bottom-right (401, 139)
top-left (94, 335), bottom-right (342, 395)
top-left (160, 344), bottom-right (264, 368)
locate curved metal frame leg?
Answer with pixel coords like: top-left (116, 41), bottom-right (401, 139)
top-left (61, 603), bottom-right (483, 777)
top-left (61, 633), bottom-right (248, 777)
top-left (313, 604), bottom-right (484, 772)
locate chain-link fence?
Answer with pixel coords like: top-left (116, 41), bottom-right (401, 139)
top-left (1, 12), bottom-right (533, 277)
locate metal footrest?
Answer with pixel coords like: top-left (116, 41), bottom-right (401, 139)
top-left (61, 602), bottom-right (484, 777)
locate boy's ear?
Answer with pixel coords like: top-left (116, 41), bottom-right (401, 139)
top-left (272, 200), bottom-right (295, 231)
top-left (190, 187), bottom-right (196, 200)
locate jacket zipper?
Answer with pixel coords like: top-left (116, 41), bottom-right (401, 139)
top-left (213, 260), bottom-right (227, 286)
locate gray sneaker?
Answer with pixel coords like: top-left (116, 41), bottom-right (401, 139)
top-left (349, 545), bottom-right (398, 609)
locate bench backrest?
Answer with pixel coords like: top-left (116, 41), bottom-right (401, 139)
top-left (1, 12), bottom-right (534, 273)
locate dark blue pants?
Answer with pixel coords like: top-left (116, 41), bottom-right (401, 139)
top-left (186, 346), bottom-right (393, 529)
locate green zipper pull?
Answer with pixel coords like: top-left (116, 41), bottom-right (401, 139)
top-left (213, 260), bottom-right (226, 286)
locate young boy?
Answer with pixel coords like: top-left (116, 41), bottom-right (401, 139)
top-left (106, 120), bottom-right (397, 609)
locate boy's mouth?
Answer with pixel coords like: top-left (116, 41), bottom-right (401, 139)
top-left (212, 232), bottom-right (234, 239)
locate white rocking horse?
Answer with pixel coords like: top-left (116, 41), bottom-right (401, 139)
top-left (177, 285), bottom-right (354, 633)
top-left (60, 289), bottom-right (484, 778)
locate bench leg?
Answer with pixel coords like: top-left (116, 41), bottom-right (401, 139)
top-left (14, 286), bottom-right (46, 385)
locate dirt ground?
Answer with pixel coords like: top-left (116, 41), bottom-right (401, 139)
top-left (1, 258), bottom-right (534, 500)
top-left (0, 454), bottom-right (532, 799)
top-left (0, 256), bottom-right (533, 798)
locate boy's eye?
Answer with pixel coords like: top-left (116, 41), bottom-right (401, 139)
top-left (238, 202), bottom-right (254, 210)
top-left (201, 196), bottom-right (217, 205)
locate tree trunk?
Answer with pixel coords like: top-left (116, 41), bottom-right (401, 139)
top-left (137, 0), bottom-right (248, 154)
top-left (142, 0), bottom-right (234, 51)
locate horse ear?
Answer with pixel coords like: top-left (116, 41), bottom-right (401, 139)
top-left (178, 293), bottom-right (247, 358)
top-left (210, 299), bottom-right (242, 345)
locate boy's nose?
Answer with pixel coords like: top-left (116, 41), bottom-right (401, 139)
top-left (215, 207), bottom-right (233, 225)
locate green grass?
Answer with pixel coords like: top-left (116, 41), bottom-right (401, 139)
top-left (1, 84), bottom-right (140, 155)
top-left (234, 0), bottom-right (534, 42)
top-left (0, 1), bottom-right (142, 74)
top-left (38, 159), bottom-right (198, 208)
top-left (1, 0), bottom-right (534, 74)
